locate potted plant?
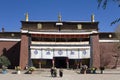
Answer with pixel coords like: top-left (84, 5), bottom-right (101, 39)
top-left (1, 65), bottom-right (7, 74)
top-left (0, 55), bottom-right (11, 74)
top-left (27, 66), bottom-right (36, 74)
top-left (15, 66), bottom-right (21, 74)
top-left (91, 67), bottom-right (97, 74)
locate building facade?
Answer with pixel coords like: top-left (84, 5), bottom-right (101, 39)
top-left (0, 15), bottom-right (119, 69)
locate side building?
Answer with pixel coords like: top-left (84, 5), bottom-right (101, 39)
top-left (0, 32), bottom-right (21, 68)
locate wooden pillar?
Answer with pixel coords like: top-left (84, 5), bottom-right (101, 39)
top-left (20, 34), bottom-right (29, 69)
top-left (39, 59), bottom-right (42, 69)
top-left (52, 58), bottom-right (55, 68)
top-left (90, 34), bottom-right (100, 68)
top-left (77, 59), bottom-right (79, 69)
top-left (66, 57), bottom-right (69, 69)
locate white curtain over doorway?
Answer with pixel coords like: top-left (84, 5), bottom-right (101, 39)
top-left (30, 46), bottom-right (91, 59)
top-left (42, 49), bottom-right (53, 59)
top-left (54, 49), bottom-right (67, 57)
top-left (31, 49), bottom-right (42, 59)
top-left (79, 48), bottom-right (90, 59)
top-left (67, 49), bottom-right (79, 59)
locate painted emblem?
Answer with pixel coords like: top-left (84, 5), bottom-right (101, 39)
top-left (70, 51), bottom-right (74, 55)
top-left (34, 50), bottom-right (38, 55)
top-left (46, 50), bottom-right (50, 55)
top-left (82, 50), bottom-right (87, 55)
top-left (58, 50), bottom-right (63, 55)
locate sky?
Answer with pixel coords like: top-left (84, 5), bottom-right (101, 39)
top-left (0, 0), bottom-right (119, 32)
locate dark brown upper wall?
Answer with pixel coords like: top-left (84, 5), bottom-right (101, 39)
top-left (0, 32), bottom-right (21, 39)
top-left (99, 32), bottom-right (116, 39)
top-left (21, 21), bottom-right (99, 31)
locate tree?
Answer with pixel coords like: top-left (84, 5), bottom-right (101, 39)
top-left (112, 25), bottom-right (120, 68)
top-left (100, 46), bottom-right (112, 67)
top-left (97, 0), bottom-right (120, 25)
top-left (112, 43), bottom-right (120, 68)
top-left (97, 0), bottom-right (120, 9)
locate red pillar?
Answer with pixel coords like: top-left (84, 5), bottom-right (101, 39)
top-left (91, 34), bottom-right (100, 68)
top-left (20, 34), bottom-right (29, 69)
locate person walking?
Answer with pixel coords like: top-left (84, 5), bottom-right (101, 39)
top-left (50, 67), bottom-right (54, 77)
top-left (83, 65), bottom-right (88, 74)
top-left (59, 68), bottom-right (63, 77)
top-left (54, 67), bottom-right (57, 77)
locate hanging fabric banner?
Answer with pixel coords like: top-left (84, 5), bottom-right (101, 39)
top-left (79, 48), bottom-right (90, 59)
top-left (31, 49), bottom-right (42, 59)
top-left (54, 49), bottom-right (67, 57)
top-left (42, 49), bottom-right (53, 59)
top-left (68, 49), bottom-right (79, 59)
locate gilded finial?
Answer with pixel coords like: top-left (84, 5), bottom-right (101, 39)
top-left (58, 13), bottom-right (62, 22)
top-left (25, 12), bottom-right (29, 21)
top-left (91, 14), bottom-right (95, 22)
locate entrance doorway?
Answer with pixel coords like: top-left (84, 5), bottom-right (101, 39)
top-left (54, 57), bottom-right (67, 68)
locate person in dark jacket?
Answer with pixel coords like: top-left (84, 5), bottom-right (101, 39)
top-left (50, 67), bottom-right (54, 77)
top-left (59, 68), bottom-right (63, 77)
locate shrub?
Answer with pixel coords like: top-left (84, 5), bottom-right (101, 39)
top-left (15, 66), bottom-right (21, 71)
top-left (0, 55), bottom-right (11, 67)
top-left (2, 65), bottom-right (7, 71)
top-left (28, 67), bottom-right (36, 72)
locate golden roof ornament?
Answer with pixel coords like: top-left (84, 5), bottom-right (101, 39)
top-left (91, 14), bottom-right (95, 22)
top-left (25, 12), bottom-right (29, 21)
top-left (58, 13), bottom-right (62, 22)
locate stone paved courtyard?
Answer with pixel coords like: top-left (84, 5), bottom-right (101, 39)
top-left (0, 68), bottom-right (120, 80)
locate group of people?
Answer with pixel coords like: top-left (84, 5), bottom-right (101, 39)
top-left (50, 67), bottom-right (63, 77)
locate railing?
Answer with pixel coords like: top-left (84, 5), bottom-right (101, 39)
top-left (31, 41), bottom-right (89, 45)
